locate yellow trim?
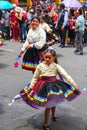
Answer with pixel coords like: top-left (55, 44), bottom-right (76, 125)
top-left (11, 0), bottom-right (14, 4)
top-left (26, 0), bottom-right (31, 6)
top-left (10, 0), bottom-right (31, 6)
top-left (78, 0), bottom-right (84, 2)
top-left (55, 0), bottom-right (61, 4)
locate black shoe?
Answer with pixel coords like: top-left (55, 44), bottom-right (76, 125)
top-left (61, 45), bottom-right (65, 48)
top-left (75, 52), bottom-right (83, 55)
top-left (74, 50), bottom-right (79, 53)
top-left (80, 52), bottom-right (83, 55)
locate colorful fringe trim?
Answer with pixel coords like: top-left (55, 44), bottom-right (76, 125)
top-left (22, 62), bottom-right (38, 70)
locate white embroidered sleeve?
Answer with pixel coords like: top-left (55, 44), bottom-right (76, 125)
top-left (21, 32), bottom-right (30, 52)
top-left (57, 64), bottom-right (75, 84)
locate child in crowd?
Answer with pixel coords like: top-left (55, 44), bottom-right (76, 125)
top-left (39, 15), bottom-right (59, 46)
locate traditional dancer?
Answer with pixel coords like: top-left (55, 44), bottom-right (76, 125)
top-left (39, 15), bottom-right (59, 46)
top-left (11, 49), bottom-right (80, 130)
top-left (14, 16), bottom-right (48, 72)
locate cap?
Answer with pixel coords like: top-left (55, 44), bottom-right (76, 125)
top-left (15, 7), bottom-right (22, 12)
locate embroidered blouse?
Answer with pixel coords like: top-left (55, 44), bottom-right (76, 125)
top-left (21, 26), bottom-right (46, 52)
top-left (29, 62), bottom-right (75, 88)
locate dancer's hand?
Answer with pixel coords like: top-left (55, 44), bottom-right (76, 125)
top-left (14, 52), bottom-right (22, 68)
top-left (27, 87), bottom-right (33, 93)
top-left (19, 50), bottom-right (23, 57)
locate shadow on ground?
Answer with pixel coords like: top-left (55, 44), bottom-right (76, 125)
top-left (0, 107), bottom-right (87, 130)
top-left (0, 103), bottom-right (5, 115)
top-left (0, 63), bottom-right (9, 68)
top-left (27, 107), bottom-right (87, 130)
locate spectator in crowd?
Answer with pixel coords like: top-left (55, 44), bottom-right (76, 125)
top-left (10, 10), bottom-right (19, 41)
top-left (21, 9), bottom-right (28, 41)
top-left (15, 7), bottom-right (27, 42)
top-left (73, 8), bottom-right (84, 55)
top-left (4, 10), bottom-right (10, 40)
top-left (56, 3), bottom-right (68, 48)
top-left (67, 10), bottom-right (76, 46)
top-left (35, 8), bottom-right (42, 18)
top-left (0, 15), bottom-right (7, 38)
top-left (27, 9), bottom-right (36, 22)
top-left (83, 11), bottom-right (87, 46)
top-left (0, 9), bottom-right (2, 20)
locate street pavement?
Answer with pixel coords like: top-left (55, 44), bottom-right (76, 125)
top-left (0, 39), bottom-right (87, 130)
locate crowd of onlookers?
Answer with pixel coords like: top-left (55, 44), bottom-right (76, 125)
top-left (0, 0), bottom-right (87, 49)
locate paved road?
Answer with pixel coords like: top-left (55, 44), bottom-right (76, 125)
top-left (0, 39), bottom-right (87, 130)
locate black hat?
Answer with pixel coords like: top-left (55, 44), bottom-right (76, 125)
top-left (60, 3), bottom-right (65, 9)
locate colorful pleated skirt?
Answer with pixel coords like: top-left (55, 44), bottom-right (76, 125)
top-left (22, 48), bottom-right (40, 71)
top-left (20, 76), bottom-right (81, 109)
top-left (46, 32), bottom-right (59, 46)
